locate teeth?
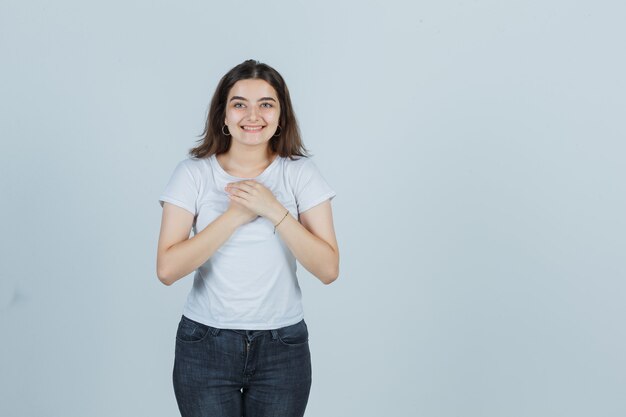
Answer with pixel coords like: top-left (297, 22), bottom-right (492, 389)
top-left (243, 126), bottom-right (263, 130)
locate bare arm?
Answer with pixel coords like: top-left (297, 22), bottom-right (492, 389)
top-left (268, 200), bottom-right (339, 285)
top-left (156, 203), bottom-right (246, 286)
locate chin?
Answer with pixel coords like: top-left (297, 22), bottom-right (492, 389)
top-left (235, 137), bottom-right (271, 146)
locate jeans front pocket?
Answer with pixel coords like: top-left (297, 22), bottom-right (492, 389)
top-left (176, 315), bottom-right (211, 343)
top-left (276, 319), bottom-right (309, 347)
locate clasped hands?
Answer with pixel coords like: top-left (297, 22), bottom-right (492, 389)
top-left (224, 180), bottom-right (285, 226)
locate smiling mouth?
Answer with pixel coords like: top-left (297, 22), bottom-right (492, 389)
top-left (241, 126), bottom-right (265, 132)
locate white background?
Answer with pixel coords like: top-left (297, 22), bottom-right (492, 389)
top-left (1, 1), bottom-right (625, 416)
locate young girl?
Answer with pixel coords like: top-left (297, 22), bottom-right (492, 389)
top-left (157, 59), bottom-right (339, 417)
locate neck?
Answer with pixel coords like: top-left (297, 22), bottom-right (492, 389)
top-left (220, 143), bottom-right (276, 170)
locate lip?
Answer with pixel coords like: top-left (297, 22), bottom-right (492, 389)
top-left (241, 125), bottom-right (265, 132)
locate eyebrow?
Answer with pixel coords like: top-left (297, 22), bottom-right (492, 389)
top-left (229, 96), bottom-right (277, 102)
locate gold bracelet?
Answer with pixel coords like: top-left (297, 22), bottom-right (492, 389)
top-left (273, 210), bottom-right (289, 234)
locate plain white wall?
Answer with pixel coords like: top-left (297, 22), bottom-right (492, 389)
top-left (1, 1), bottom-right (625, 416)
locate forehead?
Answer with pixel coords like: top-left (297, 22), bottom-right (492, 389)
top-left (228, 79), bottom-right (278, 99)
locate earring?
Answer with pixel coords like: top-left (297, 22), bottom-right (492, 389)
top-left (273, 125), bottom-right (282, 137)
top-left (222, 125), bottom-right (231, 136)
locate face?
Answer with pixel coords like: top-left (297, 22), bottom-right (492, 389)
top-left (224, 78), bottom-right (281, 150)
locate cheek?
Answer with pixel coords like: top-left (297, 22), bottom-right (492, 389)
top-left (225, 108), bottom-right (242, 122)
top-left (264, 109), bottom-right (280, 123)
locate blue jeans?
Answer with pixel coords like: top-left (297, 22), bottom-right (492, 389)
top-left (172, 315), bottom-right (312, 417)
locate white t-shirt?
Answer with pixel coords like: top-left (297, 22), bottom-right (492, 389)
top-left (158, 153), bottom-right (336, 330)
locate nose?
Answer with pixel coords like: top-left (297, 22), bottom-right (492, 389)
top-left (246, 105), bottom-right (259, 121)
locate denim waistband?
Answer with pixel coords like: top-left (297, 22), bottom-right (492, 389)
top-left (229, 328), bottom-right (279, 341)
top-left (181, 314), bottom-right (292, 341)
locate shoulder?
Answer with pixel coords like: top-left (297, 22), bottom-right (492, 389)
top-left (164, 157), bottom-right (213, 191)
top-left (281, 155), bottom-right (317, 173)
top-left (280, 155), bottom-right (333, 194)
top-left (280, 155), bottom-right (313, 182)
top-left (172, 156), bottom-right (211, 176)
top-left (179, 156), bottom-right (209, 169)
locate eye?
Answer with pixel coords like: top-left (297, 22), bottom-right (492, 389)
top-left (261, 102), bottom-right (273, 108)
top-left (233, 102), bottom-right (245, 108)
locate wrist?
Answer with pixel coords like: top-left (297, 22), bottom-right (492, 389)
top-left (272, 209), bottom-right (290, 234)
top-left (222, 209), bottom-right (248, 228)
top-left (267, 203), bottom-right (289, 225)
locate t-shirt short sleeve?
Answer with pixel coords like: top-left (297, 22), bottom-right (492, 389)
top-left (158, 160), bottom-right (198, 215)
top-left (294, 158), bottom-right (337, 213)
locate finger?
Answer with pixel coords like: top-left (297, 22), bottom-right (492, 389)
top-left (226, 187), bottom-right (250, 199)
top-left (228, 182), bottom-right (258, 194)
top-left (228, 193), bottom-right (249, 203)
top-left (238, 180), bottom-right (258, 190)
top-left (225, 184), bottom-right (246, 193)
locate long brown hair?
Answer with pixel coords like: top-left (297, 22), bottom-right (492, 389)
top-left (189, 59), bottom-right (310, 160)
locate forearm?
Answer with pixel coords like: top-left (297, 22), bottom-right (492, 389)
top-left (270, 207), bottom-right (339, 284)
top-left (158, 211), bottom-right (241, 285)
